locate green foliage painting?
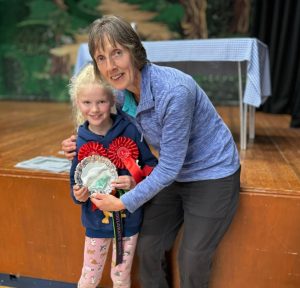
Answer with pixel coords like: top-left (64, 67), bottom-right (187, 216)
top-left (0, 0), bottom-right (250, 104)
top-left (0, 0), bottom-right (101, 101)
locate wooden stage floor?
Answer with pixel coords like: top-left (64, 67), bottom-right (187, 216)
top-left (1, 100), bottom-right (299, 194)
top-left (0, 101), bottom-right (300, 288)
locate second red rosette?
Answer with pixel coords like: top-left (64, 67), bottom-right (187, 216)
top-left (107, 137), bottom-right (139, 169)
top-left (108, 136), bottom-right (144, 183)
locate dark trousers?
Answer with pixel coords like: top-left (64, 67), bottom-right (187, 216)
top-left (137, 167), bottom-right (241, 288)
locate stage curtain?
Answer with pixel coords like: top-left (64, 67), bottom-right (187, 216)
top-left (251, 0), bottom-right (300, 127)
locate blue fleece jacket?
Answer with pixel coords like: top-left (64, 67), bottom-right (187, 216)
top-left (69, 113), bottom-right (157, 238)
top-left (117, 63), bottom-right (240, 213)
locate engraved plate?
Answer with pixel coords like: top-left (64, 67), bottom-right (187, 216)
top-left (75, 155), bottom-right (118, 195)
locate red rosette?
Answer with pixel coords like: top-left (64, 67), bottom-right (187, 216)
top-left (107, 137), bottom-right (139, 169)
top-left (78, 141), bottom-right (107, 161)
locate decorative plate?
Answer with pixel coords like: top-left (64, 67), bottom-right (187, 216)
top-left (75, 155), bottom-right (118, 195)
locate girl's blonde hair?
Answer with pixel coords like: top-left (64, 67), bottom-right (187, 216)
top-left (69, 63), bottom-right (115, 129)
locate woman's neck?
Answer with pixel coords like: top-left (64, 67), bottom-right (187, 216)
top-left (128, 69), bottom-right (141, 103)
top-left (133, 93), bottom-right (140, 103)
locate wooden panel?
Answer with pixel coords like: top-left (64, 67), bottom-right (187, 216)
top-left (211, 192), bottom-right (300, 288)
top-left (0, 173), bottom-right (140, 287)
top-left (169, 192), bottom-right (300, 288)
top-left (0, 174), bottom-right (83, 282)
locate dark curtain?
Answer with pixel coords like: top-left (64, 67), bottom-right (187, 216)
top-left (251, 0), bottom-right (300, 127)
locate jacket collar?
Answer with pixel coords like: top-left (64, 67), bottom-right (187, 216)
top-left (136, 63), bottom-right (155, 115)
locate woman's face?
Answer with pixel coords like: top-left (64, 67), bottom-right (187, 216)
top-left (93, 37), bottom-right (141, 95)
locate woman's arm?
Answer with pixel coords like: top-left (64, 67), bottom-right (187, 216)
top-left (90, 193), bottom-right (125, 211)
top-left (94, 85), bottom-right (196, 213)
top-left (92, 174), bottom-right (136, 211)
top-left (61, 135), bottom-right (77, 160)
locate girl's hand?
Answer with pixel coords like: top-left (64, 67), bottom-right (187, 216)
top-left (61, 135), bottom-right (77, 160)
top-left (90, 193), bottom-right (125, 211)
top-left (73, 185), bottom-right (89, 202)
top-left (111, 175), bottom-right (136, 190)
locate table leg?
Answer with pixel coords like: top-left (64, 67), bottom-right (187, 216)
top-left (243, 103), bottom-right (248, 149)
top-left (249, 106), bottom-right (255, 139)
top-left (238, 62), bottom-right (247, 150)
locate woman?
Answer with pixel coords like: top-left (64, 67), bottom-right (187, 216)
top-left (62, 15), bottom-right (240, 288)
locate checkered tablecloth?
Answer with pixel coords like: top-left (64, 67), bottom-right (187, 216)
top-left (74, 38), bottom-right (271, 107)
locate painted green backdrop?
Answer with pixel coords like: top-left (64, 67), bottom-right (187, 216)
top-left (0, 0), bottom-right (247, 103)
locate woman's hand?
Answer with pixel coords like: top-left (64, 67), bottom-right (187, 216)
top-left (111, 175), bottom-right (136, 190)
top-left (61, 135), bottom-right (77, 160)
top-left (90, 194), bottom-right (126, 211)
top-left (73, 185), bottom-right (89, 202)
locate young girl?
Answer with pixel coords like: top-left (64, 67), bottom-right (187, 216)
top-left (69, 64), bottom-right (157, 288)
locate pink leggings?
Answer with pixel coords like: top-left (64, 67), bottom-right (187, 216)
top-left (78, 234), bottom-right (138, 288)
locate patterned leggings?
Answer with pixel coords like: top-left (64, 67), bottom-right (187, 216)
top-left (78, 234), bottom-right (138, 288)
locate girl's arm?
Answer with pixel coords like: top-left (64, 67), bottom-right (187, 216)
top-left (69, 150), bottom-right (89, 204)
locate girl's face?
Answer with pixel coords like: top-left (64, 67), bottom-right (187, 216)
top-left (93, 37), bottom-right (141, 96)
top-left (77, 84), bottom-right (113, 134)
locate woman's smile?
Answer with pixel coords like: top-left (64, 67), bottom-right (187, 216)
top-left (110, 72), bottom-right (125, 82)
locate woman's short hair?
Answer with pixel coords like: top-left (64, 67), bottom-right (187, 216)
top-left (88, 15), bottom-right (148, 78)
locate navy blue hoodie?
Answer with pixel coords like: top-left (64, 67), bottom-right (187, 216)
top-left (70, 113), bottom-right (157, 238)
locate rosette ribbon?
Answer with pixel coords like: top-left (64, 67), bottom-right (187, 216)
top-left (78, 142), bottom-right (107, 161)
top-left (108, 136), bottom-right (144, 183)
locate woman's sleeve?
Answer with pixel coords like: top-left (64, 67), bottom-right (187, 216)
top-left (121, 85), bottom-right (196, 212)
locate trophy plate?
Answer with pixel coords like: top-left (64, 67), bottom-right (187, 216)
top-left (75, 155), bottom-right (118, 195)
